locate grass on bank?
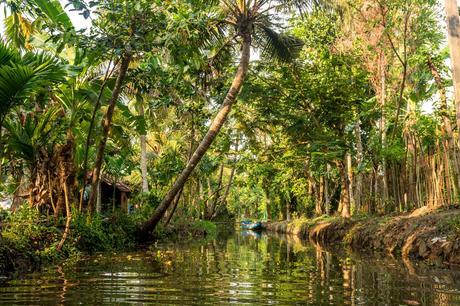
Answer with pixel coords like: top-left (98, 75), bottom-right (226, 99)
top-left (0, 202), bottom-right (218, 277)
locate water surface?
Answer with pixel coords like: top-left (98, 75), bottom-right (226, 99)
top-left (2, 230), bottom-right (460, 305)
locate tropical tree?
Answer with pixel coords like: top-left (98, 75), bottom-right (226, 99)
top-left (444, 0), bottom-right (460, 138)
top-left (86, 0), bottom-right (167, 212)
top-left (141, 0), bottom-right (305, 236)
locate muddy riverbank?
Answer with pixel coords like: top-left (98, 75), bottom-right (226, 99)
top-left (263, 207), bottom-right (460, 265)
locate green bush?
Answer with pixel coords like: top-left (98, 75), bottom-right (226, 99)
top-left (72, 212), bottom-right (110, 253)
top-left (2, 205), bottom-right (58, 254)
top-left (129, 190), bottom-right (162, 224)
top-left (72, 210), bottom-right (137, 253)
top-left (191, 220), bottom-right (217, 237)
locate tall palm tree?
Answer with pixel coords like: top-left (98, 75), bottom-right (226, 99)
top-left (141, 0), bottom-right (305, 236)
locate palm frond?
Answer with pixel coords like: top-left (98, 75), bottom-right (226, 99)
top-left (0, 41), bottom-right (66, 119)
top-left (0, 41), bottom-right (20, 65)
top-left (273, 0), bottom-right (331, 13)
top-left (257, 26), bottom-right (304, 62)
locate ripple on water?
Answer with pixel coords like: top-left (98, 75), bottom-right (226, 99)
top-left (2, 232), bottom-right (460, 305)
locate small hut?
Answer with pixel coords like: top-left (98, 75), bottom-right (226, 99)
top-left (98, 175), bottom-right (132, 212)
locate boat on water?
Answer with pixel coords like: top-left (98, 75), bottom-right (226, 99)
top-left (240, 220), bottom-right (263, 230)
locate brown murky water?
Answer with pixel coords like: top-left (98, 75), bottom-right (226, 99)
top-left (1, 230), bottom-right (460, 305)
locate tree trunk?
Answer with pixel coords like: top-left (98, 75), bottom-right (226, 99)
top-left (428, 57), bottom-right (460, 203)
top-left (265, 188), bottom-right (271, 220)
top-left (140, 35), bottom-right (251, 236)
top-left (88, 54), bottom-right (131, 213)
top-left (444, 0), bottom-right (460, 138)
top-left (96, 180), bottom-right (102, 213)
top-left (346, 152), bottom-right (355, 215)
top-left (316, 176), bottom-right (324, 216)
top-left (354, 120), bottom-right (363, 213)
top-left (208, 163), bottom-right (224, 219)
top-left (338, 159), bottom-right (351, 218)
top-left (56, 182), bottom-right (71, 251)
top-left (325, 164), bottom-right (331, 215)
top-left (79, 59), bottom-right (114, 211)
top-left (139, 102), bottom-right (149, 193)
top-left (163, 188), bottom-right (183, 227)
top-left (220, 134), bottom-right (239, 207)
top-left (380, 56), bottom-right (389, 207)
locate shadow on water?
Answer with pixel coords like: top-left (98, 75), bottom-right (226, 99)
top-left (1, 229), bottom-right (460, 305)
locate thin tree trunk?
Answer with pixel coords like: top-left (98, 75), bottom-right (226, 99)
top-left (354, 120), bottom-right (363, 213)
top-left (220, 134), bottom-right (239, 207)
top-left (380, 57), bottom-right (389, 207)
top-left (140, 35), bottom-right (251, 236)
top-left (112, 179), bottom-right (116, 212)
top-left (428, 57), bottom-right (460, 203)
top-left (164, 188), bottom-right (183, 227)
top-left (346, 152), bottom-right (355, 214)
top-left (265, 188), bottom-right (271, 220)
top-left (325, 163), bottom-right (331, 215)
top-left (208, 163), bottom-right (224, 219)
top-left (57, 182), bottom-right (71, 251)
top-left (139, 102), bottom-right (149, 193)
top-left (88, 54), bottom-right (131, 213)
top-left (338, 159), bottom-right (351, 218)
top-left (79, 59), bottom-right (115, 211)
top-left (96, 180), bottom-right (102, 213)
top-left (444, 0), bottom-right (460, 138)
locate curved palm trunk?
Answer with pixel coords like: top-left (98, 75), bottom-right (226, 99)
top-left (444, 0), bottom-right (460, 138)
top-left (88, 54), bottom-right (131, 213)
top-left (140, 36), bottom-right (251, 236)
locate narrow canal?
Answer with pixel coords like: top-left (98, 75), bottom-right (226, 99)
top-left (1, 230), bottom-right (460, 305)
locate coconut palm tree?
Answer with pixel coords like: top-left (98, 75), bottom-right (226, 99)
top-left (141, 0), bottom-right (306, 236)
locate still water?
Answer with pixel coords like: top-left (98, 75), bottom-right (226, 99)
top-left (2, 230), bottom-right (460, 305)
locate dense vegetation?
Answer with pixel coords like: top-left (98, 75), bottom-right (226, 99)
top-left (1, 0), bottom-right (460, 270)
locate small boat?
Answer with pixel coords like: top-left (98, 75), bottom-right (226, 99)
top-left (240, 220), bottom-right (263, 230)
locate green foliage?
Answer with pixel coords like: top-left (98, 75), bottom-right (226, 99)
top-left (0, 40), bottom-right (66, 121)
top-left (129, 190), bottom-right (162, 223)
top-left (1, 205), bottom-right (57, 253)
top-left (71, 211), bottom-right (137, 253)
top-left (155, 219), bottom-right (218, 240)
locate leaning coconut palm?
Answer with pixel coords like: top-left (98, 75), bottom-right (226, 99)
top-left (141, 0), bottom-right (306, 236)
